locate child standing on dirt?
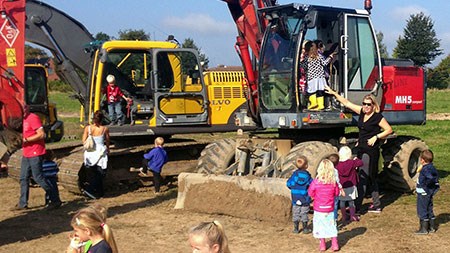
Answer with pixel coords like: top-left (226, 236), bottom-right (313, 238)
top-left (67, 205), bottom-right (117, 253)
top-left (286, 155), bottom-right (313, 234)
top-left (188, 220), bottom-right (231, 253)
top-left (308, 159), bottom-right (340, 251)
top-left (415, 149), bottom-right (440, 235)
top-left (336, 146), bottom-right (363, 224)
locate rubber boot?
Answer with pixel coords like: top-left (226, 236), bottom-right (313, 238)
top-left (349, 207), bottom-right (360, 222)
top-left (293, 221), bottom-right (300, 234)
top-left (415, 219), bottom-right (429, 235)
top-left (308, 94), bottom-right (318, 110)
top-left (302, 221), bottom-right (311, 234)
top-left (340, 207), bottom-right (348, 224)
top-left (331, 237), bottom-right (339, 251)
top-left (429, 217), bottom-right (437, 233)
top-left (319, 238), bottom-right (326, 251)
top-left (317, 95), bottom-right (325, 110)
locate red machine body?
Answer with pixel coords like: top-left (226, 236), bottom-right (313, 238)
top-left (0, 0), bottom-right (25, 130)
top-left (382, 66), bottom-right (425, 112)
top-left (222, 0), bottom-right (426, 128)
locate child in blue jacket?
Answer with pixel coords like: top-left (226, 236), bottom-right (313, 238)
top-left (287, 155), bottom-right (313, 234)
top-left (415, 149), bottom-right (440, 235)
top-left (141, 137), bottom-right (168, 193)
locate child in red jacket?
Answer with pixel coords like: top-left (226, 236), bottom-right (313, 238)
top-left (308, 159), bottom-right (340, 252)
top-left (337, 146), bottom-right (363, 224)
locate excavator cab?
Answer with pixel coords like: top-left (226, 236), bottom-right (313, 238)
top-left (256, 4), bottom-right (382, 130)
top-left (87, 41), bottom-right (209, 136)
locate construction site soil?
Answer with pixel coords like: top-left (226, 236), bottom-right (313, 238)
top-left (1, 175), bottom-right (450, 253)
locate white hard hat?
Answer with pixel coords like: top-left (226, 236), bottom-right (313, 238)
top-left (106, 74), bottom-right (115, 83)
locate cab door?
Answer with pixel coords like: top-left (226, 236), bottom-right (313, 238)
top-left (341, 14), bottom-right (382, 105)
top-left (151, 49), bottom-right (208, 126)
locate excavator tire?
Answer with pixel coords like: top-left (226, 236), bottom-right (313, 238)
top-left (381, 137), bottom-right (428, 192)
top-left (5, 149), bottom-right (22, 180)
top-left (197, 138), bottom-right (236, 174)
top-left (279, 141), bottom-right (338, 178)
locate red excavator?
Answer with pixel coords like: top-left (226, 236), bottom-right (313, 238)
top-left (0, 0), bottom-right (65, 166)
top-left (196, 0), bottom-right (428, 192)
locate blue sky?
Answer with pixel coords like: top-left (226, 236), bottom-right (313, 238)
top-left (43, 0), bottom-right (449, 67)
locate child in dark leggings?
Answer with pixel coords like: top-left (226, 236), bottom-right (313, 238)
top-left (140, 137), bottom-right (168, 193)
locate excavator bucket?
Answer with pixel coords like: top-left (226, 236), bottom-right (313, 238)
top-left (175, 172), bottom-right (292, 222)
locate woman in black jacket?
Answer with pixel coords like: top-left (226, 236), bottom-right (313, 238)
top-left (325, 87), bottom-right (393, 213)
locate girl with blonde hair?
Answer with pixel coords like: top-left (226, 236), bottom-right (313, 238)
top-left (188, 220), bottom-right (230, 253)
top-left (67, 206), bottom-right (118, 253)
top-left (308, 159), bottom-right (340, 251)
top-left (336, 146), bottom-right (364, 224)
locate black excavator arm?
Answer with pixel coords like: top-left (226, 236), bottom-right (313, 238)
top-left (25, 0), bottom-right (95, 104)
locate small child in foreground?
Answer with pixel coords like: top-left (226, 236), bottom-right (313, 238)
top-left (286, 155), bottom-right (313, 234)
top-left (415, 149), bottom-right (440, 235)
top-left (188, 220), bottom-right (230, 253)
top-left (308, 159), bottom-right (340, 251)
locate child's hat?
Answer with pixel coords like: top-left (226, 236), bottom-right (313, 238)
top-left (106, 74), bottom-right (115, 83)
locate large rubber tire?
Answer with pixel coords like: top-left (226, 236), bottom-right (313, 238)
top-left (197, 139), bottom-right (236, 175)
top-left (6, 150), bottom-right (22, 180)
top-left (381, 137), bottom-right (428, 192)
top-left (279, 141), bottom-right (338, 178)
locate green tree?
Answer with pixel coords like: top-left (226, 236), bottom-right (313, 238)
top-left (25, 45), bottom-right (48, 61)
top-left (427, 55), bottom-right (450, 89)
top-left (181, 38), bottom-right (209, 69)
top-left (94, 32), bottom-right (111, 41)
top-left (393, 12), bottom-right (443, 66)
top-left (118, 29), bottom-right (150, 40)
top-left (376, 31), bottom-right (389, 58)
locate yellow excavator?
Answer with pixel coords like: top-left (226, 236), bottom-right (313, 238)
top-left (5, 0), bottom-right (253, 194)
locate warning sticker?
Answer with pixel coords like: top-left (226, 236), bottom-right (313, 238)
top-left (1, 18), bottom-right (20, 47)
top-left (6, 48), bottom-right (17, 67)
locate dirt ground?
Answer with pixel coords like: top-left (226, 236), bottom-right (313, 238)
top-left (0, 175), bottom-right (449, 253)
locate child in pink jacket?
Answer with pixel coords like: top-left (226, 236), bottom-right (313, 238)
top-left (308, 159), bottom-right (340, 252)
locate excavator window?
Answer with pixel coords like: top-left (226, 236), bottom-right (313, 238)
top-left (155, 52), bottom-right (174, 90)
top-left (25, 67), bottom-right (47, 106)
top-left (346, 16), bottom-right (379, 91)
top-left (259, 17), bottom-right (301, 110)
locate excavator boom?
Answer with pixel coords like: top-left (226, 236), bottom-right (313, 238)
top-left (25, 0), bottom-right (94, 103)
top-left (220, 0), bottom-right (277, 120)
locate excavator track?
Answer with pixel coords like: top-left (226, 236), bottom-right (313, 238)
top-left (8, 138), bottom-right (210, 194)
